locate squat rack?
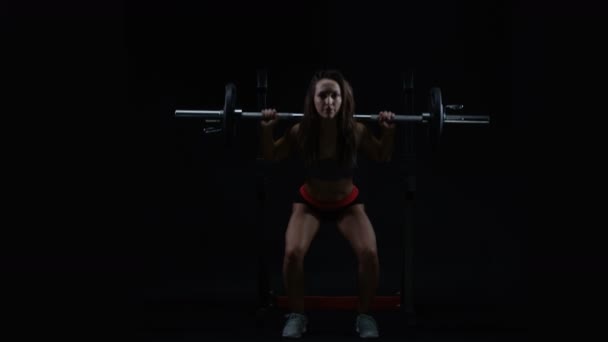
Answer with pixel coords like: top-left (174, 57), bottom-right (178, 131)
top-left (253, 69), bottom-right (417, 325)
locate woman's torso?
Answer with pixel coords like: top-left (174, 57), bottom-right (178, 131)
top-left (304, 125), bottom-right (361, 201)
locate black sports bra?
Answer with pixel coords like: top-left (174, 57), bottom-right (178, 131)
top-left (304, 158), bottom-right (356, 181)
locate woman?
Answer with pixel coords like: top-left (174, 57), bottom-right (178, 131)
top-left (260, 69), bottom-right (395, 338)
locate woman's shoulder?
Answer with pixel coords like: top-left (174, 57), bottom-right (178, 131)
top-left (286, 123), bottom-right (301, 151)
top-left (354, 121), bottom-right (364, 132)
top-left (288, 122), bottom-right (300, 139)
top-left (354, 121), bottom-right (365, 145)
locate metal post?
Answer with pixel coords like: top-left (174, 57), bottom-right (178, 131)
top-left (256, 69), bottom-right (275, 311)
top-left (400, 69), bottom-right (417, 324)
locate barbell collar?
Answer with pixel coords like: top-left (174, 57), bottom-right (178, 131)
top-left (445, 104), bottom-right (464, 110)
top-left (444, 114), bottom-right (490, 124)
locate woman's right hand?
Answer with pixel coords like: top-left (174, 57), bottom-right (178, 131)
top-left (260, 108), bottom-right (279, 128)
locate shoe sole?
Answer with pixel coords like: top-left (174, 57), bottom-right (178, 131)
top-left (356, 327), bottom-right (379, 338)
top-left (282, 327), bottom-right (307, 338)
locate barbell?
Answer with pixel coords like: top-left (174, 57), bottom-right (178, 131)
top-left (174, 83), bottom-right (490, 148)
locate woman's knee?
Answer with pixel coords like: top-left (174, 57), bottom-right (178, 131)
top-left (356, 246), bottom-right (378, 264)
top-left (284, 246), bottom-right (306, 263)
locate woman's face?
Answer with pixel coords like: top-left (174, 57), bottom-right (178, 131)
top-left (314, 78), bottom-right (342, 119)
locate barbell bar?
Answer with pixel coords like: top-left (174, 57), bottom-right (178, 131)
top-left (174, 83), bottom-right (490, 148)
top-left (177, 110), bottom-right (431, 122)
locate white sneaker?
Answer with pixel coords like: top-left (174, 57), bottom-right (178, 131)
top-left (282, 312), bottom-right (308, 338)
top-left (356, 313), bottom-right (379, 338)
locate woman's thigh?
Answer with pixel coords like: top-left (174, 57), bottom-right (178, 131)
top-left (335, 204), bottom-right (378, 256)
top-left (284, 203), bottom-right (322, 257)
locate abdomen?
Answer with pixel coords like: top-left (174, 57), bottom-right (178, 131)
top-left (305, 178), bottom-right (354, 201)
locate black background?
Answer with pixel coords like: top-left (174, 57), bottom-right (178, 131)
top-left (3, 0), bottom-right (606, 339)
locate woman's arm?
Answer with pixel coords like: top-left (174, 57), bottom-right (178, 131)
top-left (272, 123), bottom-right (299, 161)
top-left (357, 122), bottom-right (395, 162)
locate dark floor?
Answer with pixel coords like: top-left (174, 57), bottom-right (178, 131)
top-left (137, 299), bottom-right (527, 342)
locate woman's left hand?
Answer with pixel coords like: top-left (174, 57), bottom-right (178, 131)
top-left (379, 111), bottom-right (396, 130)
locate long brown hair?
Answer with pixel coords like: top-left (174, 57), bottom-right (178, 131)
top-left (295, 70), bottom-right (358, 169)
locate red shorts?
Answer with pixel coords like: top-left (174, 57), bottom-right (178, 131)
top-left (294, 184), bottom-right (363, 221)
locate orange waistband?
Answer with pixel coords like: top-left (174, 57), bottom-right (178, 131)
top-left (299, 184), bottom-right (359, 210)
